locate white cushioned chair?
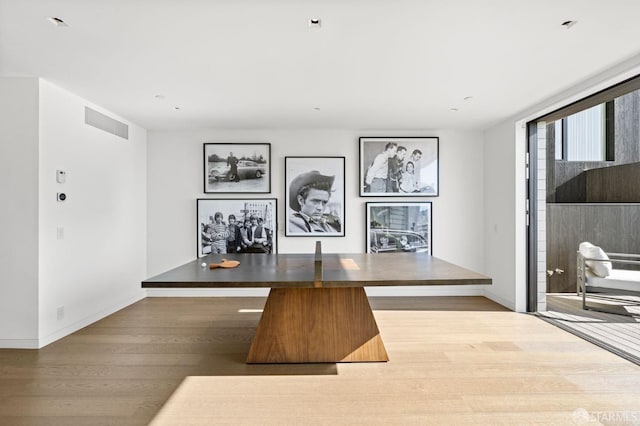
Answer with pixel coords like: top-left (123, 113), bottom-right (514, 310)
top-left (576, 242), bottom-right (640, 316)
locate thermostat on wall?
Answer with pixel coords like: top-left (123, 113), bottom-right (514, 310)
top-left (56, 169), bottom-right (66, 183)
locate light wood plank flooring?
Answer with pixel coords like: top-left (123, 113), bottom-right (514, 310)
top-left (1, 296), bottom-right (640, 425)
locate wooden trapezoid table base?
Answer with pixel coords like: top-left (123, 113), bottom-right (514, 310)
top-left (246, 287), bottom-right (389, 363)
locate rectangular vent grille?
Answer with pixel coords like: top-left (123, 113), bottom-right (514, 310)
top-left (84, 107), bottom-right (129, 140)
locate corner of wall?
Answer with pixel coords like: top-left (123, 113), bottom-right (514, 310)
top-left (36, 80), bottom-right (148, 346)
top-left (483, 120), bottom-right (521, 312)
top-left (0, 77), bottom-right (40, 344)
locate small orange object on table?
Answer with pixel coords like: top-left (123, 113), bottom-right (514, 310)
top-left (209, 259), bottom-right (240, 269)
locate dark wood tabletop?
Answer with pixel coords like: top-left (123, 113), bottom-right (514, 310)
top-left (142, 252), bottom-right (492, 288)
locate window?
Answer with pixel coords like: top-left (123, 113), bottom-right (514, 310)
top-left (552, 103), bottom-right (613, 161)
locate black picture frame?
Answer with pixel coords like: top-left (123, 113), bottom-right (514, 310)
top-left (203, 143), bottom-right (271, 193)
top-left (366, 201), bottom-right (432, 254)
top-left (285, 156), bottom-right (345, 237)
top-left (359, 137), bottom-right (439, 197)
top-left (197, 198), bottom-right (277, 257)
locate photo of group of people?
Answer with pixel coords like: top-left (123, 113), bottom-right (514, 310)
top-left (360, 137), bottom-right (439, 196)
top-left (197, 199), bottom-right (276, 257)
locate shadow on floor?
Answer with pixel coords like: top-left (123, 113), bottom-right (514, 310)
top-left (538, 294), bottom-right (640, 366)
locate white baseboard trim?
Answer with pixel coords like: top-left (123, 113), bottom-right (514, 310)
top-left (37, 290), bottom-right (147, 348)
top-left (364, 285), bottom-right (487, 297)
top-left (482, 289), bottom-right (516, 311)
top-left (0, 338), bottom-right (40, 349)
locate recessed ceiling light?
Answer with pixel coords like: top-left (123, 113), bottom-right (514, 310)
top-left (561, 20), bottom-right (577, 29)
top-left (463, 96), bottom-right (473, 101)
top-left (308, 18), bottom-right (321, 28)
top-left (450, 108), bottom-right (459, 112)
top-left (313, 107), bottom-right (321, 111)
top-left (154, 94), bottom-right (165, 101)
top-left (47, 17), bottom-right (68, 27)
top-left (173, 106), bottom-right (181, 111)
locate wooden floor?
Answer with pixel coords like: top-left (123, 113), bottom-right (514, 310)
top-left (2, 297), bottom-right (640, 425)
top-left (541, 293), bottom-right (640, 365)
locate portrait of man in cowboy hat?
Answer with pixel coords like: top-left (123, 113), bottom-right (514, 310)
top-left (285, 157), bottom-right (345, 236)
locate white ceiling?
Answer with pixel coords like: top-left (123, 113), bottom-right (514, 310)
top-left (2, 0), bottom-right (640, 131)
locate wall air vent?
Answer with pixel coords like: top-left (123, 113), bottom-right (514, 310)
top-left (84, 107), bottom-right (129, 140)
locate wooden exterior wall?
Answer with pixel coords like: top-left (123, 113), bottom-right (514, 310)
top-left (546, 204), bottom-right (640, 293)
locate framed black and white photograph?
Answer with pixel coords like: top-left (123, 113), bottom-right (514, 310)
top-left (366, 202), bottom-right (432, 254)
top-left (203, 143), bottom-right (271, 193)
top-left (285, 156), bottom-right (345, 237)
top-left (359, 137), bottom-right (439, 197)
top-left (197, 198), bottom-right (277, 257)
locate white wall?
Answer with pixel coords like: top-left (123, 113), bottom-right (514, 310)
top-left (0, 78), bottom-right (40, 347)
top-left (147, 128), bottom-right (488, 297)
top-left (37, 80), bottom-right (147, 346)
top-left (483, 120), bottom-right (525, 311)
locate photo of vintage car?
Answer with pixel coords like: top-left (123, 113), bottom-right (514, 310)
top-left (369, 229), bottom-right (430, 253)
top-left (208, 160), bottom-right (267, 181)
